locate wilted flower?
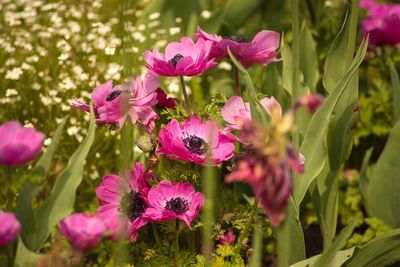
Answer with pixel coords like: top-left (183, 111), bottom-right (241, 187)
top-left (0, 121), bottom-right (45, 166)
top-left (155, 88), bottom-right (177, 109)
top-left (59, 213), bottom-right (107, 251)
top-left (96, 163), bottom-right (152, 241)
top-left (73, 74), bottom-right (159, 131)
top-left (144, 37), bottom-right (216, 76)
top-left (143, 180), bottom-right (205, 228)
top-left (158, 116), bottom-right (235, 165)
top-left (0, 211), bottom-right (20, 246)
top-left (360, 0), bottom-right (400, 46)
top-left (194, 26), bottom-right (280, 68)
top-left (219, 231), bottom-right (236, 245)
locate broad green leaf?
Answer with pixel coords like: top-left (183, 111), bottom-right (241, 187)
top-left (293, 38), bottom-right (368, 207)
top-left (276, 197), bottom-right (306, 266)
top-left (346, 229), bottom-right (400, 267)
top-left (290, 248), bottom-right (355, 267)
top-left (315, 219), bottom-right (357, 267)
top-left (363, 121), bottom-right (400, 227)
top-left (358, 148), bottom-right (373, 208)
top-left (282, 41), bottom-right (293, 96)
top-left (222, 0), bottom-right (261, 30)
top-left (227, 48), bottom-right (269, 125)
top-left (32, 107), bottom-right (96, 251)
top-left (15, 239), bottom-right (41, 267)
top-left (15, 119), bottom-right (67, 249)
top-left (299, 22), bottom-right (319, 91)
top-left (389, 60), bottom-right (400, 123)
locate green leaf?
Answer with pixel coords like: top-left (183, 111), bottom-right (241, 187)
top-left (290, 248), bottom-right (355, 267)
top-left (363, 121), bottom-right (400, 227)
top-left (15, 239), bottom-right (42, 267)
top-left (389, 60), bottom-right (400, 123)
top-left (314, 219), bottom-right (357, 267)
top-left (299, 22), bottom-right (319, 91)
top-left (32, 106), bottom-right (96, 251)
top-left (358, 148), bottom-right (373, 207)
top-left (15, 119), bottom-right (67, 250)
top-left (282, 41), bottom-right (293, 96)
top-left (222, 0), bottom-right (262, 30)
top-left (293, 38), bottom-right (368, 207)
top-left (346, 229), bottom-right (400, 267)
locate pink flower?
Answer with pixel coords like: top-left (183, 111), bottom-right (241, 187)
top-left (221, 96), bottom-right (282, 136)
top-left (298, 94), bottom-right (324, 113)
top-left (156, 88), bottom-right (178, 109)
top-left (158, 116), bottom-right (235, 165)
top-left (142, 180), bottom-right (205, 228)
top-left (194, 26), bottom-right (280, 68)
top-left (360, 0), bottom-right (400, 46)
top-left (72, 74), bottom-right (159, 132)
top-left (0, 211), bottom-right (20, 246)
top-left (144, 37), bottom-right (217, 77)
top-left (59, 212), bottom-right (107, 251)
top-left (0, 121), bottom-right (44, 166)
top-left (219, 231), bottom-right (236, 245)
top-left (96, 163), bottom-right (152, 241)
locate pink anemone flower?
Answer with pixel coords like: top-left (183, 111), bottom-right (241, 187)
top-left (158, 116), bottom-right (235, 165)
top-left (0, 121), bottom-right (44, 166)
top-left (96, 163), bottom-right (152, 241)
top-left (0, 211), bottom-right (21, 246)
top-left (142, 180), bottom-right (205, 228)
top-left (221, 96), bottom-right (282, 141)
top-left (219, 231), bottom-right (236, 245)
top-left (59, 212), bottom-right (107, 251)
top-left (72, 74), bottom-right (159, 132)
top-left (194, 26), bottom-right (280, 68)
top-left (144, 37), bottom-right (217, 77)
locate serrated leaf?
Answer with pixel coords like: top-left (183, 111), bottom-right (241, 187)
top-left (32, 106), bottom-right (96, 251)
top-left (346, 229), bottom-right (400, 267)
top-left (363, 121), bottom-right (400, 227)
top-left (293, 38), bottom-right (368, 207)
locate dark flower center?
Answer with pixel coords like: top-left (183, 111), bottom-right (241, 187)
top-left (223, 36), bottom-right (248, 43)
top-left (168, 54), bottom-right (184, 67)
top-left (106, 90), bottom-right (122, 102)
top-left (165, 197), bottom-right (189, 214)
top-left (120, 192), bottom-right (148, 221)
top-left (182, 135), bottom-right (208, 155)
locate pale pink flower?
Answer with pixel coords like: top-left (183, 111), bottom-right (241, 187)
top-left (144, 37), bottom-right (216, 77)
top-left (143, 180), bottom-right (205, 228)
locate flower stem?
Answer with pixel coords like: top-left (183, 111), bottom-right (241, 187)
top-left (235, 199), bottom-right (259, 253)
top-left (179, 76), bottom-right (192, 115)
top-left (151, 223), bottom-right (162, 248)
top-left (174, 220), bottom-right (180, 267)
top-left (233, 65), bottom-right (241, 96)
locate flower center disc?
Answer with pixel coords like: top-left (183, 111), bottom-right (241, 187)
top-left (223, 36), bottom-right (248, 43)
top-left (182, 135), bottom-right (208, 155)
top-left (168, 54), bottom-right (184, 67)
top-left (121, 192), bottom-right (148, 221)
top-left (165, 197), bottom-right (189, 214)
top-left (106, 90), bottom-right (122, 102)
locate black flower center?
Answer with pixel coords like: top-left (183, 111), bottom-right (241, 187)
top-left (120, 192), bottom-right (148, 221)
top-left (106, 90), bottom-right (122, 102)
top-left (165, 197), bottom-right (189, 214)
top-left (168, 54), bottom-right (184, 67)
top-left (182, 135), bottom-right (208, 155)
top-left (223, 36), bottom-right (248, 43)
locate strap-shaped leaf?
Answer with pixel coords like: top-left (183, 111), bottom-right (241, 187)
top-left (389, 60), bottom-right (400, 123)
top-left (290, 248), bottom-right (355, 267)
top-left (32, 106), bottom-right (96, 251)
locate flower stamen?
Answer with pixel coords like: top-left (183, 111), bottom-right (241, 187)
top-left (165, 197), bottom-right (190, 214)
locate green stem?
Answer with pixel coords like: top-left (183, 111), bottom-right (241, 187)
top-left (174, 220), bottom-right (180, 267)
top-left (179, 76), bottom-right (192, 115)
top-left (151, 223), bottom-right (162, 248)
top-left (235, 200), bottom-right (259, 253)
top-left (233, 65), bottom-right (241, 96)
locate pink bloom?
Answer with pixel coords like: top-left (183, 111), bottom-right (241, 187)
top-left (0, 121), bottom-right (44, 166)
top-left (59, 212), bottom-right (107, 251)
top-left (158, 116), bottom-right (235, 165)
top-left (221, 95), bottom-right (282, 132)
top-left (144, 37), bottom-right (216, 77)
top-left (298, 94), bottom-right (324, 113)
top-left (360, 0), bottom-right (400, 46)
top-left (72, 74), bottom-right (159, 132)
top-left (142, 180), bottom-right (205, 228)
top-left (194, 26), bottom-right (280, 68)
top-left (0, 211), bottom-right (20, 246)
top-left (156, 88), bottom-right (178, 109)
top-left (219, 231), bottom-right (236, 245)
top-left (96, 163), bottom-right (152, 241)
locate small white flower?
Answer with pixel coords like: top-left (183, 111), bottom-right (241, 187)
top-left (169, 27), bottom-right (181, 35)
top-left (5, 67), bottom-right (23, 80)
top-left (201, 10), bottom-right (212, 19)
top-left (149, 12), bottom-right (160, 20)
top-left (218, 61), bottom-right (232, 71)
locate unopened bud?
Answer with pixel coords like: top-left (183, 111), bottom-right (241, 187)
top-left (300, 94), bottom-right (324, 113)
